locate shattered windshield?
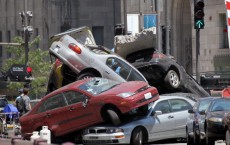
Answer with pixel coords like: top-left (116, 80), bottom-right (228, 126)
top-left (78, 78), bottom-right (120, 95)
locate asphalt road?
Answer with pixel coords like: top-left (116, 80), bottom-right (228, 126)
top-left (0, 138), bottom-right (227, 145)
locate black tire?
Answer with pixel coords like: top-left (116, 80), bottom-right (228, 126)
top-left (187, 129), bottom-right (194, 145)
top-left (106, 109), bottom-right (121, 126)
top-left (164, 70), bottom-right (180, 90)
top-left (131, 127), bottom-right (144, 145)
top-left (226, 130), bottom-right (230, 145)
top-left (205, 127), bottom-right (215, 145)
top-left (77, 72), bottom-right (97, 80)
top-left (193, 128), bottom-right (200, 145)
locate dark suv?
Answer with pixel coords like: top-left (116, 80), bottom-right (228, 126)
top-left (0, 64), bottom-right (33, 82)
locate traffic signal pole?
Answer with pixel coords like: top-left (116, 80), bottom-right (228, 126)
top-left (196, 29), bottom-right (200, 83)
top-left (194, 0), bottom-right (204, 83)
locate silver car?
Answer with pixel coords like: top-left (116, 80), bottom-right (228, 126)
top-left (48, 26), bottom-right (147, 92)
top-left (82, 93), bottom-right (196, 145)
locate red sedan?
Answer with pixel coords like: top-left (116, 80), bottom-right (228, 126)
top-left (20, 78), bottom-right (159, 141)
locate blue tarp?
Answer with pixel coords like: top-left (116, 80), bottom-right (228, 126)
top-left (3, 104), bottom-right (19, 119)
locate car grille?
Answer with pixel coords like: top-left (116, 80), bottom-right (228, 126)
top-left (89, 128), bottom-right (107, 134)
top-left (83, 139), bottom-right (119, 144)
top-left (135, 85), bottom-right (149, 93)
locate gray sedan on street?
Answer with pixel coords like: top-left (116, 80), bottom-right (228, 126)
top-left (82, 93), bottom-right (196, 145)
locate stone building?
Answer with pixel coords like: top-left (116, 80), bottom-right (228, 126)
top-left (0, 0), bottom-right (229, 76)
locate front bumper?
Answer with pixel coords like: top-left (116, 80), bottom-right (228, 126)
top-left (82, 132), bottom-right (127, 145)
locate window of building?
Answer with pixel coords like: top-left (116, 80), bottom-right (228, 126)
top-left (0, 31), bottom-right (2, 57)
top-left (219, 13), bottom-right (229, 48)
top-left (7, 31), bottom-right (11, 58)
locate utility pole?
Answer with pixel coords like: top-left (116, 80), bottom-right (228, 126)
top-left (19, 0), bottom-right (33, 65)
top-left (155, 0), bottom-right (162, 52)
top-left (165, 0), bottom-right (170, 55)
top-left (123, 0), bottom-right (127, 35)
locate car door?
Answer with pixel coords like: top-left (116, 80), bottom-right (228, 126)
top-left (169, 98), bottom-right (193, 137)
top-left (63, 90), bottom-right (98, 131)
top-left (149, 100), bottom-right (176, 140)
top-left (29, 93), bottom-right (72, 136)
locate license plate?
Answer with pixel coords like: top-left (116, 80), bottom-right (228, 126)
top-left (144, 92), bottom-right (152, 100)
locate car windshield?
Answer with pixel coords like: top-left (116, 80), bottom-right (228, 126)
top-left (210, 99), bottom-right (230, 112)
top-left (198, 99), bottom-right (212, 112)
top-left (106, 57), bottom-right (146, 82)
top-left (78, 78), bottom-right (120, 95)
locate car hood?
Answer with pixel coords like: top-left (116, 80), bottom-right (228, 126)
top-left (209, 111), bottom-right (226, 118)
top-left (49, 26), bottom-right (96, 47)
top-left (101, 81), bottom-right (151, 95)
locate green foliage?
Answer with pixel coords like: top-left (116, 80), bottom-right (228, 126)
top-left (4, 36), bottom-right (52, 99)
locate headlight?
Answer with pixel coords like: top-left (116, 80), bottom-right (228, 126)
top-left (106, 128), bottom-right (124, 134)
top-left (117, 92), bottom-right (135, 98)
top-left (208, 117), bottom-right (222, 122)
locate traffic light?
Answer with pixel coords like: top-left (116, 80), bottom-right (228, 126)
top-left (194, 0), bottom-right (205, 29)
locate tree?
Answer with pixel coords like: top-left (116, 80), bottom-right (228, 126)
top-left (3, 36), bottom-right (52, 99)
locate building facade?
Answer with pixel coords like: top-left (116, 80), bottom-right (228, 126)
top-left (0, 0), bottom-right (229, 76)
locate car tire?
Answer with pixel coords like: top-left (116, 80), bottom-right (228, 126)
top-left (131, 127), bottom-right (144, 145)
top-left (106, 109), bottom-right (121, 126)
top-left (193, 128), bottom-right (200, 145)
top-left (226, 129), bottom-right (230, 145)
top-left (77, 72), bottom-right (97, 80)
top-left (205, 127), bottom-right (215, 145)
top-left (187, 129), bottom-right (194, 145)
top-left (164, 70), bottom-right (180, 90)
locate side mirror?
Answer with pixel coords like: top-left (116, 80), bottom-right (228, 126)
top-left (82, 97), bottom-right (89, 107)
top-left (188, 109), bottom-right (194, 113)
top-left (151, 110), bottom-right (162, 117)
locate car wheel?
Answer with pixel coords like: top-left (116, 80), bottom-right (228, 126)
top-left (131, 127), bottom-right (144, 145)
top-left (164, 70), bottom-right (180, 89)
top-left (77, 72), bottom-right (97, 80)
top-left (226, 129), bottom-right (230, 145)
top-left (205, 127), bottom-right (215, 145)
top-left (106, 109), bottom-right (121, 126)
top-left (187, 129), bottom-right (194, 145)
top-left (193, 128), bottom-right (200, 145)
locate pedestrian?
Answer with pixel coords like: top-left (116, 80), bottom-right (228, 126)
top-left (15, 89), bottom-right (23, 106)
top-left (15, 88), bottom-right (31, 117)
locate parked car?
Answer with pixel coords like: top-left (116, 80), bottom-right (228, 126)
top-left (222, 105), bottom-right (230, 145)
top-left (47, 26), bottom-right (147, 93)
top-left (20, 77), bottom-right (159, 142)
top-left (187, 97), bottom-right (230, 145)
top-left (119, 48), bottom-right (210, 97)
top-left (0, 64), bottom-right (33, 82)
top-left (0, 95), bottom-right (8, 112)
top-left (186, 97), bottom-right (217, 145)
top-left (82, 93), bottom-right (196, 145)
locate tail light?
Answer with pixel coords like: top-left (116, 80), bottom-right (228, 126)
top-left (152, 53), bottom-right (167, 59)
top-left (26, 67), bottom-right (32, 74)
top-left (69, 43), bottom-right (81, 54)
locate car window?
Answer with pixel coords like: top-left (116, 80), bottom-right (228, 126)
top-left (0, 99), bottom-right (8, 107)
top-left (154, 100), bottom-right (171, 114)
top-left (211, 99), bottom-right (230, 112)
top-left (106, 57), bottom-right (145, 81)
top-left (37, 93), bottom-right (67, 113)
top-left (170, 99), bottom-right (192, 112)
top-left (198, 99), bottom-right (212, 112)
top-left (64, 91), bottom-right (87, 105)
